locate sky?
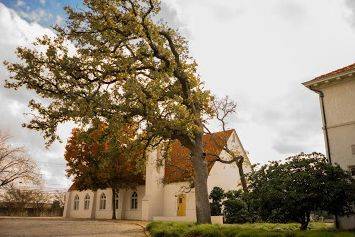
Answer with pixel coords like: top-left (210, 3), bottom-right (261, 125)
top-left (1, 0), bottom-right (355, 191)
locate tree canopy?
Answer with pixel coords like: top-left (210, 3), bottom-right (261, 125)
top-left (65, 123), bottom-right (145, 219)
top-left (4, 0), bottom-right (241, 223)
top-left (65, 123), bottom-right (145, 192)
top-left (247, 152), bottom-right (355, 230)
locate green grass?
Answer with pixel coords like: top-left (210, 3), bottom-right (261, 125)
top-left (147, 221), bottom-right (355, 237)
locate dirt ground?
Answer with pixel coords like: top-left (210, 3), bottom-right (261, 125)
top-left (0, 217), bottom-right (147, 237)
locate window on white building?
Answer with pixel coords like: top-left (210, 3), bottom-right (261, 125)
top-left (115, 192), bottom-right (119, 210)
top-left (73, 195), bottom-right (79, 210)
top-left (351, 145), bottom-right (355, 155)
top-left (131, 192), bottom-right (138, 209)
top-left (84, 194), bottom-right (90, 210)
top-left (100, 193), bottom-right (106, 210)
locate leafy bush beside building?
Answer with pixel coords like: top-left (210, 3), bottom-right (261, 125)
top-left (208, 152), bottom-right (355, 230)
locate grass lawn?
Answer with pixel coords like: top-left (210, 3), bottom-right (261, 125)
top-left (147, 221), bottom-right (355, 237)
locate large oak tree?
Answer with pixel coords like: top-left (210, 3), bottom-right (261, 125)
top-left (4, 0), bottom-right (217, 223)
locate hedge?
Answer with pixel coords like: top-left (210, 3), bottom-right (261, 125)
top-left (146, 222), bottom-right (355, 237)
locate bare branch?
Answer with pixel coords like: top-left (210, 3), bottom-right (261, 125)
top-left (0, 133), bottom-right (41, 188)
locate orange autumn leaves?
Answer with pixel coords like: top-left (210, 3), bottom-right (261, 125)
top-left (64, 124), bottom-right (145, 191)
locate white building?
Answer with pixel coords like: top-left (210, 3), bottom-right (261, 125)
top-left (63, 129), bottom-right (251, 222)
top-left (303, 63), bottom-right (355, 230)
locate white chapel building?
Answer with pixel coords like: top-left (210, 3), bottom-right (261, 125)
top-left (63, 129), bottom-right (252, 221)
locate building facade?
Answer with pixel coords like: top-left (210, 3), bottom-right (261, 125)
top-left (303, 63), bottom-right (355, 230)
top-left (63, 129), bottom-right (251, 222)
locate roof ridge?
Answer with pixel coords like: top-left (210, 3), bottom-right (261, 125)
top-left (314, 62), bottom-right (355, 80)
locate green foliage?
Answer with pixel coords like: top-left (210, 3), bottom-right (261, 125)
top-left (209, 186), bottom-right (225, 216)
top-left (247, 152), bottom-right (355, 230)
top-left (3, 0), bottom-right (212, 151)
top-left (223, 190), bottom-right (255, 224)
top-left (147, 221), bottom-right (354, 237)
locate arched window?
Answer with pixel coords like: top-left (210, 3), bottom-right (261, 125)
top-left (114, 192), bottom-right (119, 210)
top-left (84, 194), bottom-right (90, 210)
top-left (100, 193), bottom-right (106, 210)
top-left (73, 195), bottom-right (79, 210)
top-left (131, 192), bottom-right (138, 209)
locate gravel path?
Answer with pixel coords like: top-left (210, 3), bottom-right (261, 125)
top-left (0, 217), bottom-right (146, 237)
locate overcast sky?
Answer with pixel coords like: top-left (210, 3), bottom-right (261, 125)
top-left (1, 0), bottom-right (355, 190)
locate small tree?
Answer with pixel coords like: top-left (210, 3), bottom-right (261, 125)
top-left (247, 152), bottom-right (355, 230)
top-left (209, 186), bottom-right (224, 216)
top-left (65, 123), bottom-right (145, 219)
top-left (223, 190), bottom-right (251, 223)
top-left (0, 133), bottom-right (41, 188)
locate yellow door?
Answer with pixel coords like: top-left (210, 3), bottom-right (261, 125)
top-left (177, 194), bottom-right (186, 216)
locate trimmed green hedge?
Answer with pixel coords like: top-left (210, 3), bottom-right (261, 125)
top-left (146, 222), bottom-right (355, 237)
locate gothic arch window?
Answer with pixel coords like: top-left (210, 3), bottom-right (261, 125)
top-left (131, 192), bottom-right (138, 209)
top-left (84, 194), bottom-right (90, 210)
top-left (99, 193), bottom-right (106, 210)
top-left (114, 192), bottom-right (119, 210)
top-left (73, 194), bottom-right (79, 210)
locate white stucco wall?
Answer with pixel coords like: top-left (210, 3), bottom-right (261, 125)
top-left (321, 78), bottom-right (355, 171)
top-left (67, 190), bottom-right (95, 218)
top-left (123, 185), bottom-right (145, 220)
top-left (142, 149), bottom-right (165, 220)
top-left (162, 182), bottom-right (196, 220)
top-left (94, 188), bottom-right (113, 219)
top-left (64, 186), bottom-right (145, 220)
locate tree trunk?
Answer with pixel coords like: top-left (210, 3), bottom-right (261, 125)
top-left (236, 158), bottom-right (248, 193)
top-left (190, 133), bottom-right (212, 224)
top-left (112, 187), bottom-right (116, 220)
top-left (335, 214), bottom-right (340, 229)
top-left (300, 213), bottom-right (310, 230)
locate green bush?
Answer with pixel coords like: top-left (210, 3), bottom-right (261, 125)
top-left (210, 187), bottom-right (225, 216)
top-left (147, 222), bottom-right (355, 237)
top-left (223, 190), bottom-right (255, 224)
top-left (247, 152), bottom-right (355, 230)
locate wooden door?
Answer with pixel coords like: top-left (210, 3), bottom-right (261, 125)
top-left (177, 194), bottom-right (186, 216)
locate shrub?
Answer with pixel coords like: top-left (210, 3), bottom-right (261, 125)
top-left (147, 222), bottom-right (354, 237)
top-left (223, 190), bottom-right (253, 223)
top-left (247, 152), bottom-right (355, 230)
top-left (209, 187), bottom-right (225, 216)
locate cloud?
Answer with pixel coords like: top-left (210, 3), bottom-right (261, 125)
top-left (15, 0), bottom-right (26, 7)
top-left (207, 2), bottom-right (243, 21)
top-left (275, 1), bottom-right (308, 26)
top-left (0, 3), bottom-right (71, 190)
top-left (55, 15), bottom-right (64, 26)
top-left (345, 0), bottom-right (355, 28)
top-left (17, 8), bottom-right (53, 24)
top-left (157, 1), bottom-right (190, 37)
